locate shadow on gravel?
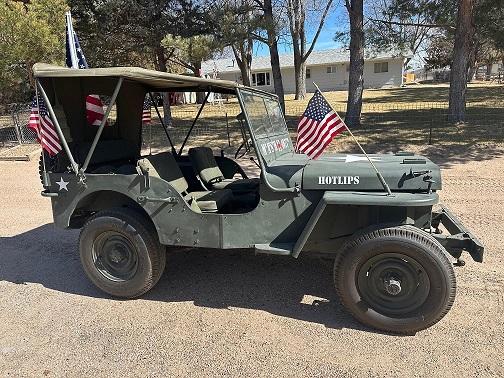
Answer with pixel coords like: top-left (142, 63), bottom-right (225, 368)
top-left (0, 224), bottom-right (390, 334)
top-left (0, 224), bottom-right (108, 299)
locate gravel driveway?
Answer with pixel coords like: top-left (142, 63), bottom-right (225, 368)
top-left (1, 151), bottom-right (503, 377)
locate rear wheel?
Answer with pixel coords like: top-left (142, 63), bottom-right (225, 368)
top-left (79, 208), bottom-right (166, 298)
top-left (334, 225), bottom-right (456, 334)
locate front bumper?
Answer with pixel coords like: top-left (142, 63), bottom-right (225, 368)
top-left (431, 206), bottom-right (484, 262)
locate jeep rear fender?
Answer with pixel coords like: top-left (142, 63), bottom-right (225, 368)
top-left (292, 191), bottom-right (439, 258)
top-left (52, 173), bottom-right (187, 234)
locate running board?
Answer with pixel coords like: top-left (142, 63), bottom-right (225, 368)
top-left (254, 243), bottom-right (293, 256)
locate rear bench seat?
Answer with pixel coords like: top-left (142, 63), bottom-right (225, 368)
top-left (137, 152), bottom-right (233, 213)
top-left (74, 139), bottom-right (138, 174)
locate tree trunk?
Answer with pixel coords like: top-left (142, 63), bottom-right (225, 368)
top-left (485, 62), bottom-right (492, 79)
top-left (245, 38), bottom-right (253, 84)
top-left (292, 30), bottom-right (306, 100)
top-left (289, 0), bottom-right (307, 100)
top-left (192, 62), bottom-right (206, 104)
top-left (264, 0), bottom-right (285, 113)
top-left (155, 46), bottom-right (173, 127)
top-left (287, 0), bottom-right (332, 100)
top-left (293, 59), bottom-right (307, 99)
top-left (233, 48), bottom-right (251, 87)
top-left (449, 0), bottom-right (474, 122)
top-left (345, 0), bottom-right (364, 128)
top-left (467, 42), bottom-right (479, 82)
top-left (467, 64), bottom-right (477, 82)
top-left (269, 40), bottom-right (286, 113)
top-left (232, 42), bottom-right (252, 87)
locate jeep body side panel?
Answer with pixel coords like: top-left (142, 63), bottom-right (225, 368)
top-left (221, 186), bottom-right (321, 248)
top-left (49, 173), bottom-right (220, 248)
top-left (292, 191), bottom-right (439, 257)
top-left (48, 170), bottom-right (322, 250)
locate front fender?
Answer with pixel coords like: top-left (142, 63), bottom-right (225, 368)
top-left (292, 191), bottom-right (439, 257)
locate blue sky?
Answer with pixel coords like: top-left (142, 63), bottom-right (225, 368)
top-left (250, 7), bottom-right (425, 69)
top-left (254, 6), bottom-right (349, 56)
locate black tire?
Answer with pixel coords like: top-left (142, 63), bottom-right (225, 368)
top-left (79, 208), bottom-right (166, 298)
top-left (334, 225), bottom-right (456, 334)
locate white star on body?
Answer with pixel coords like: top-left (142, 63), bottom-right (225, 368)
top-left (324, 155), bottom-right (382, 163)
top-left (345, 155), bottom-right (381, 163)
top-left (56, 177), bottom-right (69, 191)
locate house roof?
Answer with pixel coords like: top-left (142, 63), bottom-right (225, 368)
top-left (202, 48), bottom-right (411, 74)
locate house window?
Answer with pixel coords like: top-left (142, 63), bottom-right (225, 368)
top-left (374, 62), bottom-right (389, 73)
top-left (252, 72), bottom-right (271, 86)
top-left (326, 66), bottom-right (336, 74)
top-left (306, 68), bottom-right (311, 79)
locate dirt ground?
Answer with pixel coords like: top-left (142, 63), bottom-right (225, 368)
top-left (1, 148), bottom-right (503, 377)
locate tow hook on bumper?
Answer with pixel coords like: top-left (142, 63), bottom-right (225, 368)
top-left (431, 206), bottom-right (484, 263)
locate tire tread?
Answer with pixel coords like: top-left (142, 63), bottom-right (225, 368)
top-left (79, 207), bottom-right (165, 298)
top-left (334, 225), bottom-right (456, 334)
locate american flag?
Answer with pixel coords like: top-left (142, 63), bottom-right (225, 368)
top-left (142, 97), bottom-right (152, 125)
top-left (65, 12), bottom-right (88, 70)
top-left (296, 90), bottom-right (346, 159)
top-left (27, 95), bottom-right (62, 156)
top-left (65, 11), bottom-right (107, 127)
top-left (27, 12), bottom-right (107, 156)
top-left (86, 94), bottom-right (107, 126)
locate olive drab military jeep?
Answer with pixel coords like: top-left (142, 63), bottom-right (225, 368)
top-left (33, 63), bottom-right (484, 334)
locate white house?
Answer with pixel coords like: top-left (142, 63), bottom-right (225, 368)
top-left (202, 48), bottom-right (411, 94)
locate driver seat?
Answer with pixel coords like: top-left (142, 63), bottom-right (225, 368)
top-left (188, 147), bottom-right (259, 193)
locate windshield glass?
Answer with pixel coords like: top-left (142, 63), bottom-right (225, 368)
top-left (240, 90), bottom-right (288, 137)
top-left (239, 89), bottom-right (293, 162)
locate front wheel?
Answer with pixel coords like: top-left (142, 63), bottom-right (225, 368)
top-left (79, 208), bottom-right (166, 298)
top-left (334, 225), bottom-right (456, 334)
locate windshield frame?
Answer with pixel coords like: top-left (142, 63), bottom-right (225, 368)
top-left (236, 88), bottom-right (293, 164)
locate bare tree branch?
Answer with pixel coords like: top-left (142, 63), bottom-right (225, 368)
top-left (368, 17), bottom-right (455, 31)
top-left (303, 0), bottom-right (334, 62)
top-left (250, 32), bottom-right (268, 44)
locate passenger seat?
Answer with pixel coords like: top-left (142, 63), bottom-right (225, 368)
top-left (137, 152), bottom-right (233, 213)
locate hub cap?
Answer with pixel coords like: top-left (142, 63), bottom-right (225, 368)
top-left (357, 253), bottom-right (430, 315)
top-left (384, 277), bottom-right (402, 295)
top-left (92, 231), bottom-right (138, 282)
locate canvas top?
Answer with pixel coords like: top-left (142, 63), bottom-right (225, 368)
top-left (33, 63), bottom-right (246, 93)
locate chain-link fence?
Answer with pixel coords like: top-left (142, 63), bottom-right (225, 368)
top-left (2, 99), bottom-right (504, 154)
top-left (141, 101), bottom-right (504, 155)
top-left (0, 104), bottom-right (37, 148)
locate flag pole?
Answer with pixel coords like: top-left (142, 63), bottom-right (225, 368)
top-left (312, 82), bottom-right (392, 196)
top-left (65, 12), bottom-right (78, 69)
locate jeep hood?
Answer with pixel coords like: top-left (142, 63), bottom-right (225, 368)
top-left (301, 153), bottom-right (441, 192)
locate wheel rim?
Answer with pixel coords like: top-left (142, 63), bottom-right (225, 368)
top-left (92, 231), bottom-right (139, 282)
top-left (357, 253), bottom-right (430, 316)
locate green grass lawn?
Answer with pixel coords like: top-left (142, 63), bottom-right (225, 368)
top-left (170, 82), bottom-right (504, 116)
top-left (2, 83), bottom-right (503, 165)
top-left (142, 83), bottom-right (504, 165)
